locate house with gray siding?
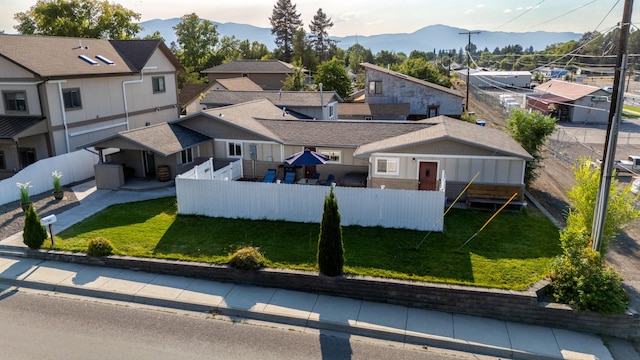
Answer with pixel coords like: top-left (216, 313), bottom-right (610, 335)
top-left (0, 34), bottom-right (182, 179)
top-left (88, 99), bottom-right (531, 200)
top-left (527, 79), bottom-right (610, 123)
top-left (360, 62), bottom-right (464, 120)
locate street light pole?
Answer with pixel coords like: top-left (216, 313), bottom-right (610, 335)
top-left (459, 31), bottom-right (480, 112)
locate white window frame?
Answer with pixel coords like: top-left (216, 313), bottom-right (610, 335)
top-left (375, 157), bottom-right (399, 175)
top-left (227, 141), bottom-right (242, 158)
top-left (319, 150), bottom-right (341, 164)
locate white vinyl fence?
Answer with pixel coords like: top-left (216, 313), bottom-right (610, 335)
top-left (178, 158), bottom-right (243, 181)
top-left (0, 150), bottom-right (98, 205)
top-left (176, 178), bottom-right (446, 231)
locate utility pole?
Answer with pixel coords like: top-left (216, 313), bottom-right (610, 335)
top-left (459, 31), bottom-right (480, 112)
top-left (591, 0), bottom-right (633, 251)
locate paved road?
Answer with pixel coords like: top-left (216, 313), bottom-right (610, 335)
top-left (0, 287), bottom-right (477, 360)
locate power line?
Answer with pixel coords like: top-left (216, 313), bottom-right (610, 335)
top-left (460, 31), bottom-right (481, 112)
top-left (523, 0), bottom-right (599, 31)
top-left (491, 0), bottom-right (546, 31)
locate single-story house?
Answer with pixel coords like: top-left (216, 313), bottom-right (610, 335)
top-left (201, 60), bottom-right (298, 90)
top-left (89, 99), bottom-right (531, 201)
top-left (200, 89), bottom-right (343, 120)
top-left (527, 79), bottom-right (610, 123)
top-left (360, 62), bottom-right (464, 120)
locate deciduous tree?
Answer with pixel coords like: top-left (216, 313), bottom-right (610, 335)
top-left (14, 0), bottom-right (141, 39)
top-left (269, 0), bottom-right (303, 63)
top-left (314, 58), bottom-right (352, 99)
top-left (173, 13), bottom-right (219, 83)
top-left (505, 108), bottom-right (556, 186)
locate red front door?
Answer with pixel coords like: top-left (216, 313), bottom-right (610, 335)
top-left (418, 161), bottom-right (438, 190)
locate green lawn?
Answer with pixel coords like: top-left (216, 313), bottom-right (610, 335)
top-left (53, 196), bottom-right (561, 290)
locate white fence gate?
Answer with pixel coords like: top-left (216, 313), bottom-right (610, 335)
top-left (177, 158), bottom-right (243, 181)
top-left (0, 150), bottom-right (98, 205)
top-left (176, 178), bottom-right (446, 231)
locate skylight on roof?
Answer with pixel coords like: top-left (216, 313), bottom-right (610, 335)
top-left (95, 55), bottom-right (114, 65)
top-left (78, 55), bottom-right (98, 65)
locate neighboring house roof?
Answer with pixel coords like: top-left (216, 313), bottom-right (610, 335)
top-left (0, 116), bottom-right (46, 139)
top-left (535, 80), bottom-right (601, 101)
top-left (87, 123), bottom-right (211, 156)
top-left (354, 116), bottom-right (532, 160)
top-left (338, 103), bottom-right (410, 118)
top-left (0, 35), bottom-right (181, 78)
top-left (200, 90), bottom-right (343, 108)
top-left (179, 83), bottom-right (215, 109)
top-left (360, 62), bottom-right (463, 98)
top-left (202, 60), bottom-right (296, 74)
top-left (215, 77), bottom-right (263, 91)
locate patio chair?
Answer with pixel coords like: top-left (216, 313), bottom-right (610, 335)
top-left (311, 172), bottom-right (321, 180)
top-left (262, 169), bottom-right (276, 183)
top-left (323, 174), bottom-right (335, 186)
top-left (283, 171), bottom-right (296, 184)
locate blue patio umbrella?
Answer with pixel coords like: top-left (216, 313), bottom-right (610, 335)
top-left (285, 149), bottom-right (329, 166)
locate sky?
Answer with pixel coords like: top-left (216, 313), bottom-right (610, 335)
top-left (0, 0), bottom-right (636, 36)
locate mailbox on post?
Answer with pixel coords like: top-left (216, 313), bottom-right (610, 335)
top-left (40, 215), bottom-right (57, 248)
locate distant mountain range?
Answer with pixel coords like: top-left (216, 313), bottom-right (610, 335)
top-left (139, 19), bottom-right (582, 55)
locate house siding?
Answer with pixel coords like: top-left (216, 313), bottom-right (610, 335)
top-left (364, 68), bottom-right (463, 118)
top-left (571, 95), bottom-right (609, 124)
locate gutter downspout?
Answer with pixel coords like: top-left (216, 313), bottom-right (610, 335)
top-left (47, 80), bottom-right (70, 153)
top-left (122, 66), bottom-right (157, 130)
top-left (319, 83), bottom-right (324, 120)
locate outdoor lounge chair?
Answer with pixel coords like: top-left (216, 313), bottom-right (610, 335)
top-left (262, 169), bottom-right (276, 183)
top-left (323, 174), bottom-right (335, 186)
top-left (283, 171), bottom-right (296, 184)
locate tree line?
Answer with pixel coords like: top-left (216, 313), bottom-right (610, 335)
top-left (12, 0), bottom-right (640, 96)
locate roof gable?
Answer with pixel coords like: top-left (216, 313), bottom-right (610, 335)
top-left (202, 60), bottom-right (296, 74)
top-left (535, 80), bottom-right (603, 101)
top-left (201, 90), bottom-right (343, 108)
top-left (354, 116), bottom-right (532, 160)
top-left (88, 123), bottom-right (210, 156)
top-left (0, 35), bottom-right (181, 78)
top-left (215, 77), bottom-right (263, 91)
top-left (179, 83), bottom-right (216, 108)
top-left (0, 34), bottom-right (132, 77)
top-left (360, 62), bottom-right (463, 98)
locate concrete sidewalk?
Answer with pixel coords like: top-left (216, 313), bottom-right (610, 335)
top-left (0, 180), bottom-right (626, 359)
top-left (0, 254), bottom-right (614, 360)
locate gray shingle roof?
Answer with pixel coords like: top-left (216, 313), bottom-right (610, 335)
top-left (360, 62), bottom-right (463, 98)
top-left (0, 35), bottom-right (181, 78)
top-left (87, 123), bottom-right (211, 156)
top-left (354, 116), bottom-right (532, 160)
top-left (338, 103), bottom-right (410, 117)
top-left (215, 77), bottom-right (263, 91)
top-left (202, 60), bottom-right (296, 74)
top-left (201, 90), bottom-right (342, 108)
top-left (179, 83), bottom-right (215, 108)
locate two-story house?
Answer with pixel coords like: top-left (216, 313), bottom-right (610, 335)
top-left (359, 62), bottom-right (464, 120)
top-left (0, 34), bottom-right (181, 178)
top-left (201, 60), bottom-right (297, 90)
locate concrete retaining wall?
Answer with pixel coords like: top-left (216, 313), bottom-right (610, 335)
top-left (26, 249), bottom-right (640, 340)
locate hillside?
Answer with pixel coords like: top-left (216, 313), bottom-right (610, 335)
top-left (139, 19), bottom-right (581, 55)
